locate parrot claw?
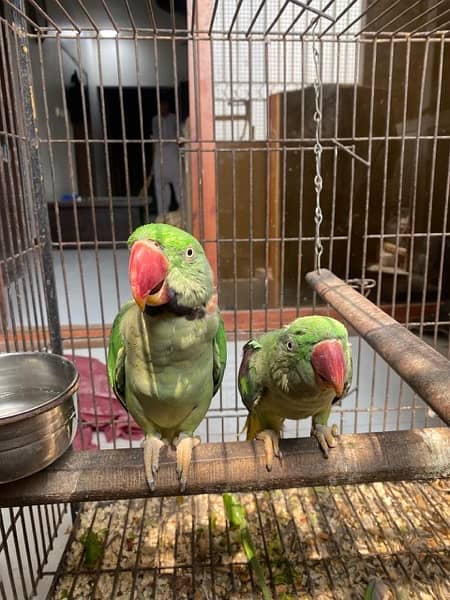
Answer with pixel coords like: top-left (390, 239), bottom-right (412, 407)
top-left (256, 429), bottom-right (281, 471)
top-left (311, 423), bottom-right (339, 458)
top-left (143, 436), bottom-right (165, 490)
top-left (175, 435), bottom-right (200, 491)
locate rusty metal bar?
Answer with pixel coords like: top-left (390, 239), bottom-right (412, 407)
top-left (306, 269), bottom-right (450, 425)
top-left (0, 428), bottom-right (448, 508)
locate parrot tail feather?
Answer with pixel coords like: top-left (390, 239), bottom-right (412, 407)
top-left (244, 412), bottom-right (264, 441)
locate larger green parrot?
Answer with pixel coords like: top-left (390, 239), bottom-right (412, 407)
top-left (107, 224), bottom-right (226, 491)
top-left (238, 316), bottom-right (352, 469)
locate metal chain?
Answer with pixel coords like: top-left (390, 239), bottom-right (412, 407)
top-left (312, 23), bottom-right (323, 272)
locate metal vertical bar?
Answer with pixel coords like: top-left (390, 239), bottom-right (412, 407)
top-left (27, 505), bottom-right (44, 582)
top-left (263, 35), bottom-right (270, 330)
top-left (294, 35), bottom-right (305, 324)
top-left (377, 37), bottom-right (395, 433)
top-left (405, 40), bottom-right (430, 331)
top-left (248, 36), bottom-right (255, 337)
top-left (113, 34), bottom-right (133, 231)
top-left (0, 22), bottom-right (32, 350)
top-left (392, 38), bottom-right (412, 429)
top-left (53, 35), bottom-right (101, 450)
top-left (133, 34), bottom-right (149, 222)
top-left (0, 511), bottom-right (19, 600)
top-left (310, 487), bottom-right (352, 584)
top-left (7, 27), bottom-right (47, 352)
top-left (73, 34), bottom-right (117, 445)
top-left (10, 0), bottom-right (62, 354)
top-left (8, 30), bottom-right (43, 352)
top-left (294, 488), bottom-right (337, 595)
top-left (433, 147), bottom-right (450, 355)
top-left (250, 493), bottom-right (277, 595)
top-left (419, 36), bottom-right (445, 338)
top-left (6, 508), bottom-right (29, 598)
top-left (376, 39), bottom-right (395, 309)
top-left (228, 28), bottom-right (239, 411)
top-left (169, 0), bottom-right (185, 229)
top-left (150, 498), bottom-right (165, 598)
top-left (35, 35), bottom-right (75, 355)
top-left (364, 38), bottom-right (380, 432)
top-left (96, 34), bottom-right (122, 313)
top-left (344, 37), bottom-right (361, 281)
top-left (406, 39), bottom-right (430, 430)
top-left (36, 506), bottom-right (48, 575)
top-left (129, 498), bottom-right (149, 596)
top-left (109, 500), bottom-right (133, 597)
top-left (267, 490), bottom-right (301, 596)
top-left (16, 507), bottom-right (37, 595)
top-left (282, 489), bottom-right (316, 595)
top-left (328, 36), bottom-right (340, 273)
top-left (279, 35), bottom-right (288, 325)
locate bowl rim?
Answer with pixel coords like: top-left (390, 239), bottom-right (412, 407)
top-left (0, 352), bottom-right (80, 424)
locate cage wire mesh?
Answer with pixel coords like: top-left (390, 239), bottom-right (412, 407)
top-left (0, 0), bottom-right (449, 598)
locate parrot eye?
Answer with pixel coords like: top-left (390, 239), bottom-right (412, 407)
top-left (185, 247), bottom-right (195, 259)
top-left (286, 340), bottom-right (294, 351)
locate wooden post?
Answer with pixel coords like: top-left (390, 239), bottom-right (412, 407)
top-left (187, 0), bottom-right (218, 280)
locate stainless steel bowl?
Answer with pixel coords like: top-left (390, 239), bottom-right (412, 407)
top-left (0, 352), bottom-right (80, 484)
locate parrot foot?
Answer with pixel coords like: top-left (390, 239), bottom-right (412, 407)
top-left (175, 435), bottom-right (200, 492)
top-left (143, 436), bottom-right (166, 491)
top-left (256, 429), bottom-right (282, 471)
top-left (311, 423), bottom-right (339, 458)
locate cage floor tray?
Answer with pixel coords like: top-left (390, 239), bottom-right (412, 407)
top-left (49, 480), bottom-right (449, 599)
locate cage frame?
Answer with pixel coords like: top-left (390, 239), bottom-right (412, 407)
top-left (0, 1), bottom-right (449, 597)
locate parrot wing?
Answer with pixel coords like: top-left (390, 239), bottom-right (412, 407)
top-left (238, 339), bottom-right (265, 412)
top-left (212, 315), bottom-right (227, 396)
top-left (238, 339), bottom-right (268, 440)
top-left (107, 300), bottom-right (134, 410)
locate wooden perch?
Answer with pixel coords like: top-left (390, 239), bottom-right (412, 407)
top-left (0, 428), bottom-right (448, 507)
top-left (306, 269), bottom-right (450, 425)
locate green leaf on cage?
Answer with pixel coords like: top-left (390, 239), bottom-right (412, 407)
top-left (223, 493), bottom-right (273, 600)
top-left (80, 530), bottom-right (105, 569)
top-left (210, 511), bottom-right (218, 531)
top-left (364, 579), bottom-right (396, 600)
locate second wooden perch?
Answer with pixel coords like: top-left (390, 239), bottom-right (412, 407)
top-left (306, 269), bottom-right (450, 425)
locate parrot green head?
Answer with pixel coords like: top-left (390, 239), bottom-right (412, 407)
top-left (273, 316), bottom-right (351, 397)
top-left (128, 223), bottom-right (214, 314)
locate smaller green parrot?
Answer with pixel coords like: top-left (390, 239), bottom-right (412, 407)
top-left (238, 316), bottom-right (352, 469)
top-left (107, 223), bottom-right (226, 491)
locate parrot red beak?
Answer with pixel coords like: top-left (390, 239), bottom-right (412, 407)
top-left (129, 239), bottom-right (169, 311)
top-left (311, 339), bottom-right (346, 397)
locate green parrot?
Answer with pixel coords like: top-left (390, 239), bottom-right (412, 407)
top-left (107, 223), bottom-right (226, 491)
top-left (238, 316), bottom-right (352, 469)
